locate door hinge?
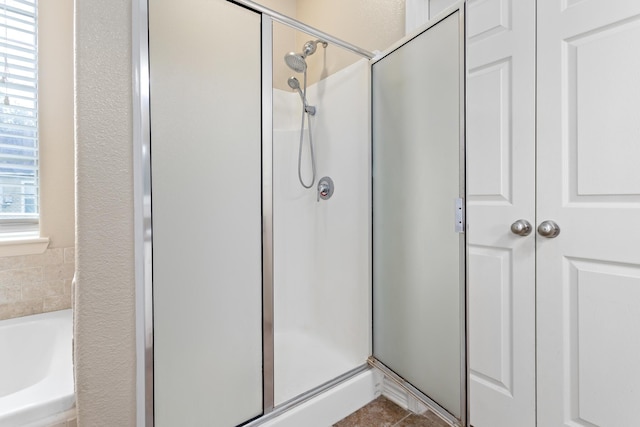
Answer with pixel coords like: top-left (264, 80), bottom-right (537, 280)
top-left (455, 198), bottom-right (465, 233)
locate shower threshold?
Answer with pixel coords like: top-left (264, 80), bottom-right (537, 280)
top-left (244, 365), bottom-right (378, 427)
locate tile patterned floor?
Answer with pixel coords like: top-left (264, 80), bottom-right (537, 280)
top-left (333, 396), bottom-right (451, 427)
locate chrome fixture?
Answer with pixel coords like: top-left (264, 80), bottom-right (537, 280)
top-left (287, 77), bottom-right (315, 115)
top-left (233, 0), bottom-right (374, 59)
top-left (455, 198), bottom-right (465, 233)
top-left (284, 52), bottom-right (307, 73)
top-left (537, 220), bottom-right (560, 238)
top-left (284, 39), bottom-right (328, 73)
top-left (317, 176), bottom-right (334, 202)
top-left (511, 219), bottom-right (533, 236)
top-left (285, 39), bottom-right (327, 189)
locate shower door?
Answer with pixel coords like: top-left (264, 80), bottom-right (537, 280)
top-left (371, 6), bottom-right (466, 425)
top-left (149, 1), bottom-right (263, 426)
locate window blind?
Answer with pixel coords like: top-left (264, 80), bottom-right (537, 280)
top-left (0, 0), bottom-right (37, 231)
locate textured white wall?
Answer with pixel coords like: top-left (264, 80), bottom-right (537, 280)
top-left (74, 0), bottom-right (137, 425)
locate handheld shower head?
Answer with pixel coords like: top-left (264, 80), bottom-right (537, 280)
top-left (288, 76), bottom-right (305, 102)
top-left (287, 76), bottom-right (301, 90)
top-left (287, 76), bottom-right (315, 115)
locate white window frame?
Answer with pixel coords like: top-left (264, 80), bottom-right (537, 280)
top-left (0, 0), bottom-right (39, 239)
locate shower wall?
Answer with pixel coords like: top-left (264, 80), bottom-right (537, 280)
top-left (273, 58), bottom-right (370, 404)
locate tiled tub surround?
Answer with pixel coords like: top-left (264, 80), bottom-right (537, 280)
top-left (0, 247), bottom-right (75, 320)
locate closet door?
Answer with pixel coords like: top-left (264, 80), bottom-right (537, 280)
top-left (537, 2), bottom-right (640, 426)
top-left (465, 0), bottom-right (536, 426)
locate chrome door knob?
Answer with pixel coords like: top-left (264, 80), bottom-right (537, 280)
top-left (537, 220), bottom-right (560, 238)
top-left (511, 219), bottom-right (532, 236)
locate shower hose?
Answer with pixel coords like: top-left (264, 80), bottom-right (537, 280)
top-left (297, 71), bottom-right (316, 189)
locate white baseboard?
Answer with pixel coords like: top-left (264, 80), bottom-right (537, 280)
top-left (382, 376), bottom-right (429, 414)
top-left (381, 376), bottom-right (455, 426)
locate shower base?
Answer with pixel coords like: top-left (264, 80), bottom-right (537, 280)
top-left (257, 368), bottom-right (379, 427)
top-left (274, 329), bottom-right (361, 405)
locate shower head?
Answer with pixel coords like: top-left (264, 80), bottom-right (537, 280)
top-left (287, 76), bottom-right (301, 90)
top-left (288, 76), bottom-right (306, 104)
top-left (284, 40), bottom-right (328, 73)
top-left (287, 76), bottom-right (315, 114)
top-left (285, 52), bottom-right (307, 73)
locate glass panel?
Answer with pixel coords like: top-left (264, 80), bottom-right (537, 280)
top-left (372, 11), bottom-right (464, 418)
top-left (150, 1), bottom-right (263, 425)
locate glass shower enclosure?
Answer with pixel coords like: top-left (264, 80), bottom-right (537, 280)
top-left (142, 0), bottom-right (467, 425)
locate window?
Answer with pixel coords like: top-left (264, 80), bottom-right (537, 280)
top-left (0, 0), bottom-right (38, 236)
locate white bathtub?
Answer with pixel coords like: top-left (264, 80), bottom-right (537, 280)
top-left (0, 309), bottom-right (75, 427)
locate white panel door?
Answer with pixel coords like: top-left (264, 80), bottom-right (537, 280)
top-left (537, 1), bottom-right (640, 426)
top-left (466, 0), bottom-right (536, 426)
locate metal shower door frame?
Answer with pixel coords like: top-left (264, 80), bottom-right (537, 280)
top-left (368, 3), bottom-right (468, 426)
top-left (133, 0), bottom-right (467, 424)
top-left (133, 0), bottom-right (468, 424)
top-left (132, 0), bottom-right (153, 425)
top-left (133, 1), bottom-right (376, 425)
top-left (230, 0), bottom-right (376, 418)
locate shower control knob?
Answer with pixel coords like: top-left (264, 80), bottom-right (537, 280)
top-left (317, 177), bottom-right (334, 202)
